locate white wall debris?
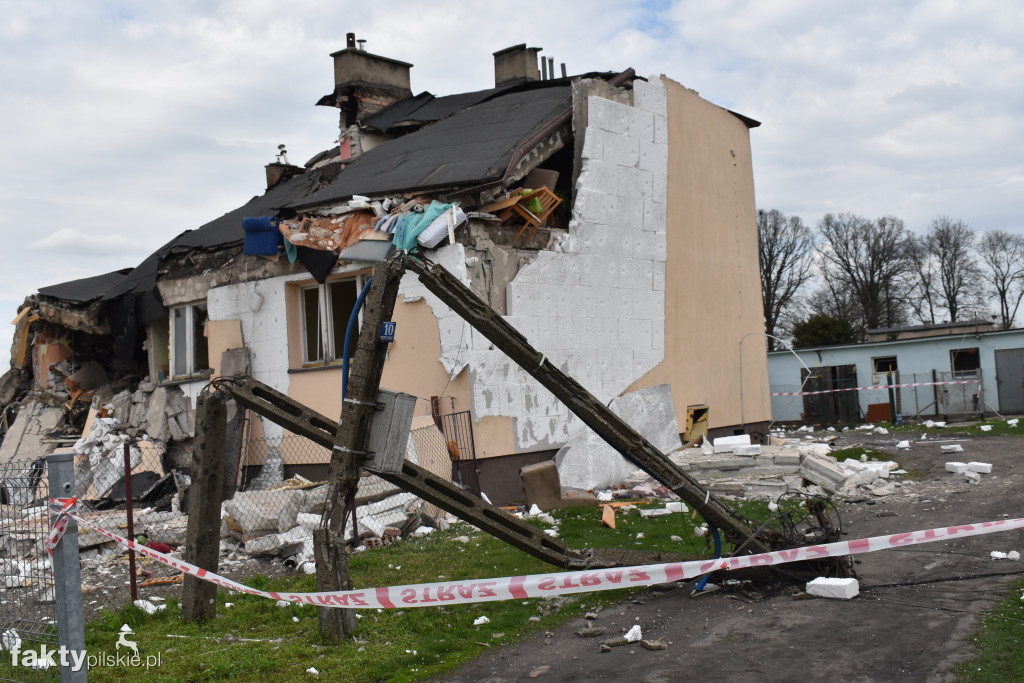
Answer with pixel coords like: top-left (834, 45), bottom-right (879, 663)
top-left (555, 383), bottom-right (681, 490)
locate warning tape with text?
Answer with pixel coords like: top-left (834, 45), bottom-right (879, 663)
top-left (46, 498), bottom-right (1024, 609)
top-left (771, 379), bottom-right (980, 397)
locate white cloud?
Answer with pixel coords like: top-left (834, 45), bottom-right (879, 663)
top-left (0, 0), bottom-right (1020, 356)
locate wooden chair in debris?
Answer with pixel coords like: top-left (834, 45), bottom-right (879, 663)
top-left (481, 186), bottom-right (562, 246)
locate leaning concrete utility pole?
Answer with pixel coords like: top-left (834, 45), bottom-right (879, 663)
top-left (315, 258), bottom-right (405, 642)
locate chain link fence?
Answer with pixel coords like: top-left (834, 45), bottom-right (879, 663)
top-left (7, 407), bottom-right (469, 626)
top-left (0, 458), bottom-right (59, 683)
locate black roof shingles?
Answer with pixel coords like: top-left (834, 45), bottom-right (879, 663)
top-left (291, 84), bottom-right (572, 209)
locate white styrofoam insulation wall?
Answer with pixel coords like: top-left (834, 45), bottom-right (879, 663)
top-left (401, 77), bottom-right (670, 452)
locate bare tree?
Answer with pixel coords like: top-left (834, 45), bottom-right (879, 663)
top-left (923, 215), bottom-right (983, 322)
top-left (758, 209), bottom-right (814, 350)
top-left (815, 213), bottom-right (914, 336)
top-left (978, 230), bottom-right (1024, 328)
top-left (906, 235), bottom-right (939, 324)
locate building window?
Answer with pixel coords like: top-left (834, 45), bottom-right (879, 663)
top-left (170, 303), bottom-right (209, 379)
top-left (951, 348), bottom-right (980, 377)
top-left (872, 357), bottom-right (898, 373)
top-left (301, 276), bottom-right (364, 365)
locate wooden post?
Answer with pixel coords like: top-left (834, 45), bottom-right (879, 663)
top-left (182, 389), bottom-right (227, 622)
top-left (123, 443), bottom-right (138, 602)
top-left (315, 258), bottom-right (404, 642)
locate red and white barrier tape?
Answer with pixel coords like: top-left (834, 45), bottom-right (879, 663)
top-left (771, 379), bottom-right (980, 397)
top-left (47, 498), bottom-right (1024, 609)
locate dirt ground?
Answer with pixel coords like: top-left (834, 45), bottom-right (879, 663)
top-left (441, 431), bottom-right (1024, 683)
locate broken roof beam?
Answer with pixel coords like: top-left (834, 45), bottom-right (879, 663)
top-left (222, 375), bottom-right (580, 568)
top-left (404, 255), bottom-right (767, 553)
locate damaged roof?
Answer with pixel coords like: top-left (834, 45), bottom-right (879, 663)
top-left (291, 83), bottom-right (573, 209)
top-left (37, 269), bottom-right (133, 304)
top-left (360, 84), bottom-right (521, 133)
top-left (100, 168), bottom-right (327, 311)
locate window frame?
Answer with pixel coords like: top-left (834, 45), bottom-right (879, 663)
top-left (950, 347), bottom-right (981, 377)
top-left (169, 302), bottom-right (209, 380)
top-left (299, 274), bottom-right (366, 366)
top-left (872, 356), bottom-right (898, 374)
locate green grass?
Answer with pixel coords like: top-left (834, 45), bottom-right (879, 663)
top-left (956, 420), bottom-right (1024, 437)
top-left (957, 578), bottom-right (1024, 682)
top-left (82, 503), bottom-right (737, 682)
top-left (829, 446), bottom-right (895, 462)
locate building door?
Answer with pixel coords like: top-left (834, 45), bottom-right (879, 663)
top-left (801, 364), bottom-right (859, 425)
top-left (995, 348), bottom-right (1024, 414)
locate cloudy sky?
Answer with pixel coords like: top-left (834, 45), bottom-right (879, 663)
top-left (1, 1), bottom-right (1021, 352)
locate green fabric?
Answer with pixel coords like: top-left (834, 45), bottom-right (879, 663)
top-left (519, 189), bottom-right (543, 214)
top-left (282, 235), bottom-right (298, 263)
top-left (393, 201), bottom-right (451, 251)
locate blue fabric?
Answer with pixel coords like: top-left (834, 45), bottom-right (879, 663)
top-left (242, 216), bottom-right (281, 256)
top-left (393, 201), bottom-right (450, 251)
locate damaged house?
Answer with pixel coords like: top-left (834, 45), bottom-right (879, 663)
top-left (0, 36), bottom-right (771, 507)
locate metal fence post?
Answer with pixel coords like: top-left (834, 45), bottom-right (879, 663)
top-left (46, 451), bottom-right (88, 683)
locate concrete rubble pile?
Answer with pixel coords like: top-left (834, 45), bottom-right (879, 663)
top-left (596, 432), bottom-right (905, 501)
top-left (219, 474), bottom-right (445, 571)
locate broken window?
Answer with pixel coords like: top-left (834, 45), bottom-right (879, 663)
top-left (872, 357), bottom-right (898, 373)
top-left (951, 347), bottom-right (980, 377)
top-left (300, 276), bottom-right (364, 365)
top-left (170, 302), bottom-right (209, 379)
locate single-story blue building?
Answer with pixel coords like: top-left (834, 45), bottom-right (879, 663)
top-left (767, 323), bottom-right (1024, 424)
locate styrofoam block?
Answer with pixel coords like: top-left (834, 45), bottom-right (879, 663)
top-left (733, 445), bottom-right (761, 456)
top-left (577, 159), bottom-right (619, 195)
top-left (642, 198), bottom-right (668, 232)
top-left (579, 254), bottom-right (620, 287)
top-left (652, 262), bottom-right (666, 291)
top-left (714, 435), bottom-right (751, 453)
top-left (633, 349), bottom-right (664, 378)
top-left (805, 577), bottom-right (859, 600)
top-left (638, 139), bottom-right (668, 173)
top-left (653, 113), bottom-right (668, 145)
top-left (626, 106), bottom-right (655, 141)
top-left (633, 77), bottom-right (667, 114)
top-left (941, 444), bottom-right (964, 453)
top-left (590, 128), bottom-right (640, 168)
top-left (964, 470), bottom-right (981, 483)
top-left (945, 461), bottom-right (967, 474)
top-left (665, 501), bottom-right (687, 513)
top-left (632, 231), bottom-right (665, 263)
top-left (617, 318), bottom-right (652, 351)
top-left (581, 128), bottom-right (604, 161)
top-left (967, 462), bottom-right (992, 473)
top-left (651, 170), bottom-right (667, 204)
top-left (573, 188), bottom-right (609, 224)
top-left (587, 96), bottom-right (630, 134)
top-left (556, 383), bottom-right (682, 490)
top-left (605, 194), bottom-right (645, 230)
top-left (634, 290), bottom-right (664, 320)
top-left (652, 318), bottom-right (666, 352)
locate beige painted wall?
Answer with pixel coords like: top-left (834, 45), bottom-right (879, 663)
top-left (285, 293), bottom-right (517, 462)
top-left (628, 76), bottom-right (771, 430)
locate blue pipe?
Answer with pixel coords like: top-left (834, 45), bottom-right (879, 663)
top-left (341, 276), bottom-right (374, 401)
top-left (695, 521), bottom-right (721, 592)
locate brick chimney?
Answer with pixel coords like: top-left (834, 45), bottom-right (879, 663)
top-left (493, 44), bottom-right (542, 86)
top-left (316, 33), bottom-right (413, 128)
